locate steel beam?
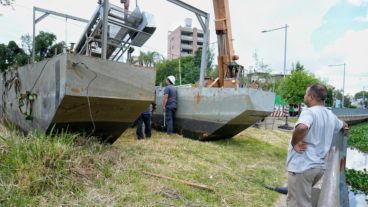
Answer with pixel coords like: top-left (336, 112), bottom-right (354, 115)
top-left (166, 0), bottom-right (210, 87)
top-left (101, 0), bottom-right (109, 60)
top-left (31, 6), bottom-right (89, 63)
top-left (167, 0), bottom-right (207, 17)
top-left (34, 7), bottom-right (89, 23)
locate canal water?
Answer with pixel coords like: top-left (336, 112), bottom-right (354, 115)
top-left (347, 148), bottom-right (368, 207)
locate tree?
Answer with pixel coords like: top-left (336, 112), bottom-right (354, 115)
top-left (155, 48), bottom-right (215, 86)
top-left (0, 41), bottom-right (28, 72)
top-left (145, 51), bottom-right (161, 67)
top-left (0, 44), bottom-right (7, 71)
top-left (354, 90), bottom-right (367, 100)
top-left (325, 87), bottom-right (333, 107)
top-left (21, 34), bottom-right (32, 55)
top-left (35, 31), bottom-right (56, 60)
top-left (193, 48), bottom-right (215, 77)
top-left (48, 41), bottom-right (65, 57)
top-left (0, 32), bottom-right (65, 71)
top-left (291, 61), bottom-right (305, 72)
top-left (249, 50), bottom-right (270, 73)
top-left (155, 58), bottom-right (178, 86)
top-left (6, 41), bottom-right (23, 66)
top-left (333, 89), bottom-right (353, 108)
top-left (133, 51), bottom-right (162, 67)
top-left (361, 100), bottom-right (368, 108)
top-left (33, 31), bottom-right (65, 61)
top-left (355, 90), bottom-right (368, 108)
top-left (277, 68), bottom-right (319, 105)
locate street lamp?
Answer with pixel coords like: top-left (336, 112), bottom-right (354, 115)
top-left (262, 24), bottom-right (292, 130)
top-left (262, 24), bottom-right (288, 77)
top-left (363, 86), bottom-right (366, 108)
top-left (328, 63), bottom-right (346, 108)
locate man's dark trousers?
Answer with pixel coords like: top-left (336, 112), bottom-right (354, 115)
top-left (165, 108), bottom-right (176, 134)
top-left (136, 113), bottom-right (151, 139)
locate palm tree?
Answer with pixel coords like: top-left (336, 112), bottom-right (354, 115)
top-left (132, 51), bottom-right (162, 67)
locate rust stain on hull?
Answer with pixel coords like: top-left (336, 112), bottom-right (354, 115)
top-left (71, 87), bottom-right (81, 94)
top-left (195, 92), bottom-right (201, 104)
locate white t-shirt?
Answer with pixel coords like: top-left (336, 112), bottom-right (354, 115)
top-left (287, 105), bottom-right (343, 173)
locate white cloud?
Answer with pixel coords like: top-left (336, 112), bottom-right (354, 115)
top-left (315, 29), bottom-right (368, 95)
top-left (1, 0), bottom-right (366, 96)
top-left (347, 0), bottom-right (368, 6)
top-left (354, 16), bottom-right (368, 22)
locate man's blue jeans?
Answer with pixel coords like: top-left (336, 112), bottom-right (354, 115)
top-left (165, 108), bottom-right (176, 134)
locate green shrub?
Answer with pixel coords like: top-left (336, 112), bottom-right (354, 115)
top-left (346, 169), bottom-right (368, 194)
top-left (348, 122), bottom-right (368, 153)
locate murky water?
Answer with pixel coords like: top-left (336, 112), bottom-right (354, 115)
top-left (347, 148), bottom-right (368, 207)
top-left (347, 148), bottom-right (368, 170)
top-left (349, 191), bottom-right (368, 207)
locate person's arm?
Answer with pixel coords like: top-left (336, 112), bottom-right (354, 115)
top-left (162, 94), bottom-right (168, 110)
top-left (342, 121), bottom-right (349, 136)
top-left (291, 123), bottom-right (309, 153)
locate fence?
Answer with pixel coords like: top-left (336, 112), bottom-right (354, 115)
top-left (332, 108), bottom-right (368, 124)
top-left (317, 131), bottom-right (349, 207)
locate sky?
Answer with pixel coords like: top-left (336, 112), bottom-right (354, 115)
top-left (0, 0), bottom-right (368, 95)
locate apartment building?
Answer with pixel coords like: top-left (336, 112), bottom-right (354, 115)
top-left (167, 18), bottom-right (205, 59)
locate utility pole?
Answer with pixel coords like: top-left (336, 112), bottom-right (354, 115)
top-left (363, 86), bottom-right (366, 108)
top-left (179, 57), bottom-right (182, 85)
top-left (262, 24), bottom-right (288, 77)
top-left (328, 63), bottom-right (346, 108)
top-left (262, 24), bottom-right (291, 130)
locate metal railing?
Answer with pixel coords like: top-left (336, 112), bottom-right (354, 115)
top-left (317, 131), bottom-right (349, 207)
top-left (332, 108), bottom-right (368, 117)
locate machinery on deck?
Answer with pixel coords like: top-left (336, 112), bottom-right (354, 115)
top-left (1, 0), bottom-right (156, 143)
top-left (152, 0), bottom-right (275, 140)
top-left (208, 0), bottom-right (243, 88)
top-left (74, 0), bottom-right (156, 61)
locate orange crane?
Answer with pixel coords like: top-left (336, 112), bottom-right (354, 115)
top-left (210, 0), bottom-right (242, 88)
top-left (167, 0), bottom-right (242, 88)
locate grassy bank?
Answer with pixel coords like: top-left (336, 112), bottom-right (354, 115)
top-left (0, 125), bottom-right (290, 206)
top-left (348, 121), bottom-right (368, 153)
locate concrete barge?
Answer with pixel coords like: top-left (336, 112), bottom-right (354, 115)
top-left (152, 86), bottom-right (275, 141)
top-left (0, 53), bottom-right (155, 143)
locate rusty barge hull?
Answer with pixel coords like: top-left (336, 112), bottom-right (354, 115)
top-left (0, 53), bottom-right (155, 143)
top-left (152, 87), bottom-right (275, 141)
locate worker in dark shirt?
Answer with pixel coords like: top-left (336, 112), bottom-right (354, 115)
top-left (162, 75), bottom-right (177, 134)
top-left (121, 0), bottom-right (130, 10)
top-left (136, 104), bottom-right (153, 139)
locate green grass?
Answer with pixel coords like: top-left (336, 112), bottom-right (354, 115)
top-left (0, 124), bottom-right (290, 206)
top-left (287, 117), bottom-right (298, 123)
top-left (348, 121), bottom-right (368, 153)
top-left (346, 169), bottom-right (368, 194)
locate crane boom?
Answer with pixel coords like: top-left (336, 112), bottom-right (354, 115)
top-left (212, 0), bottom-right (241, 88)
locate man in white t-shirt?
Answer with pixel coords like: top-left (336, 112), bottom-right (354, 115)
top-left (286, 83), bottom-right (348, 207)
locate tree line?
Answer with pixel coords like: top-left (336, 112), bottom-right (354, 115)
top-left (0, 32), bottom-right (65, 72)
top-left (1, 30), bottom-right (362, 108)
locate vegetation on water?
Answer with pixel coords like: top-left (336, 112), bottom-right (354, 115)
top-left (346, 169), bottom-right (368, 195)
top-left (348, 121), bottom-right (368, 153)
top-left (0, 124), bottom-right (290, 206)
top-left (345, 121), bottom-right (368, 194)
